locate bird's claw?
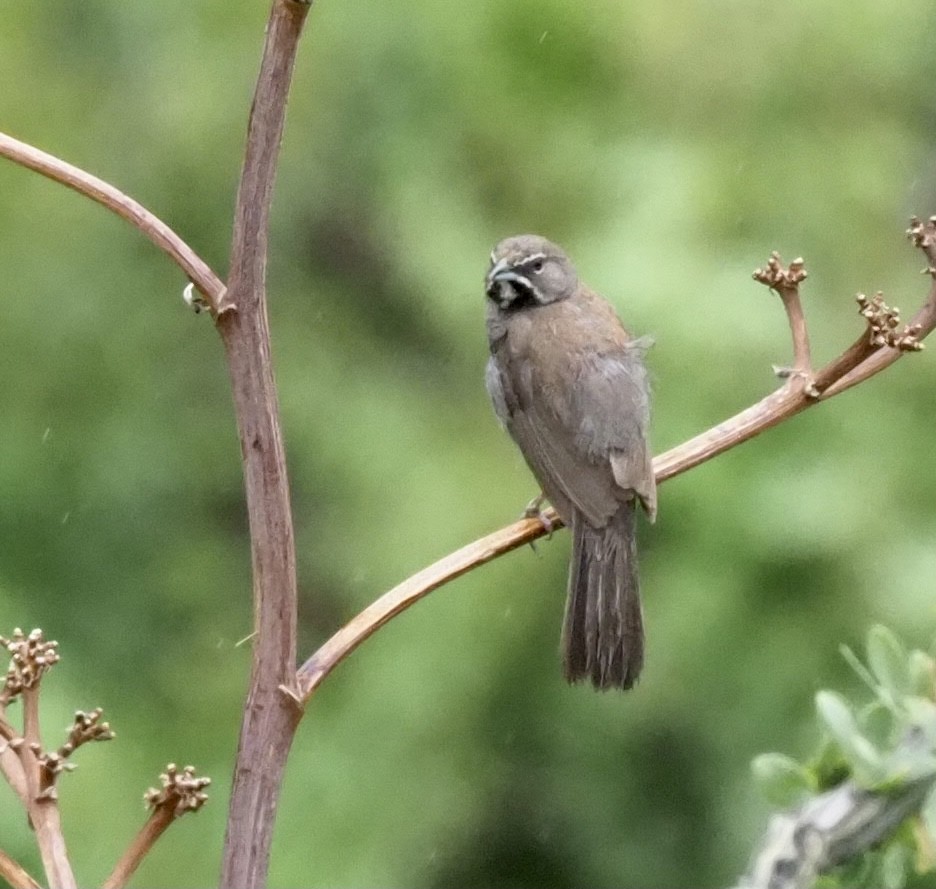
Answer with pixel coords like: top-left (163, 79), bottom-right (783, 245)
top-left (523, 493), bottom-right (546, 519)
top-left (523, 493), bottom-right (554, 552)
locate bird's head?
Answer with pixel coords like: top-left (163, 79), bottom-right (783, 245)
top-left (485, 234), bottom-right (578, 311)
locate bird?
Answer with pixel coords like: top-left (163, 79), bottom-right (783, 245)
top-left (484, 234), bottom-right (656, 690)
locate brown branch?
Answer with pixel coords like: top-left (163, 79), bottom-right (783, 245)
top-left (102, 806), bottom-right (174, 889)
top-left (822, 281), bottom-right (935, 398)
top-left (20, 684), bottom-right (76, 889)
top-left (0, 709), bottom-right (28, 807)
top-left (753, 253), bottom-right (812, 377)
top-left (296, 515), bottom-right (551, 700)
top-left (217, 2), bottom-right (311, 888)
top-left (0, 131), bottom-right (229, 315)
top-left (810, 325), bottom-right (879, 394)
top-left (0, 848), bottom-right (40, 889)
top-left (0, 631), bottom-right (70, 883)
top-left (104, 764), bottom-right (209, 889)
top-left (295, 226), bottom-right (936, 700)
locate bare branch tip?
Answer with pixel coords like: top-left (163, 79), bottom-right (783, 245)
top-left (145, 763), bottom-right (210, 818)
top-left (752, 251), bottom-right (808, 292)
top-left (855, 292), bottom-right (923, 352)
top-left (60, 708), bottom-right (114, 757)
top-left (907, 215), bottom-right (936, 254)
top-left (1, 628), bottom-right (59, 700)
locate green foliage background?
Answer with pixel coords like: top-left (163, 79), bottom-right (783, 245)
top-left (2, 1), bottom-right (936, 886)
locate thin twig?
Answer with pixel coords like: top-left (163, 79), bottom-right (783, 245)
top-left (810, 327), bottom-right (878, 394)
top-left (105, 762), bottom-right (210, 889)
top-left (753, 253), bottom-right (812, 378)
top-left (21, 688), bottom-right (40, 754)
top-left (296, 514), bottom-right (550, 700)
top-left (0, 708), bottom-right (28, 806)
top-left (24, 787), bottom-right (74, 888)
top-left (822, 279), bottom-right (936, 397)
top-left (0, 848), bottom-right (40, 889)
top-left (20, 689), bottom-right (76, 889)
top-left (102, 807), bottom-right (174, 889)
top-left (821, 217), bottom-right (936, 397)
top-left (0, 131), bottom-right (229, 315)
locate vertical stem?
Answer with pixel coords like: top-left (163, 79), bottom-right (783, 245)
top-left (218, 1), bottom-right (310, 887)
top-left (778, 287), bottom-right (812, 374)
top-left (20, 689), bottom-right (76, 889)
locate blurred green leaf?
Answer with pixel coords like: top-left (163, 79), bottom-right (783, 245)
top-left (842, 642), bottom-right (880, 696)
top-left (816, 691), bottom-right (886, 785)
top-left (880, 839), bottom-right (912, 889)
top-left (811, 738), bottom-right (853, 791)
top-left (867, 624), bottom-right (912, 703)
top-left (902, 697), bottom-right (936, 745)
top-left (751, 752), bottom-right (816, 807)
top-left (859, 700), bottom-right (897, 749)
top-left (909, 651), bottom-right (936, 699)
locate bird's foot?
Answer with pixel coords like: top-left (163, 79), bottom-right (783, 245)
top-left (523, 492), bottom-right (546, 519)
top-left (523, 493), bottom-right (554, 552)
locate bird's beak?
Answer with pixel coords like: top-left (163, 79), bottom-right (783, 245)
top-left (486, 258), bottom-right (533, 304)
top-left (485, 257), bottom-right (511, 297)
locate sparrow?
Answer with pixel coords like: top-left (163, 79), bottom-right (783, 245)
top-left (484, 234), bottom-right (656, 690)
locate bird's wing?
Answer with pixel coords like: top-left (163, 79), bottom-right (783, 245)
top-left (494, 339), bottom-right (655, 527)
top-left (508, 405), bottom-right (617, 527)
top-left (569, 343), bottom-right (656, 521)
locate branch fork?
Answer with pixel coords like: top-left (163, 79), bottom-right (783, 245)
top-left (754, 252), bottom-right (814, 390)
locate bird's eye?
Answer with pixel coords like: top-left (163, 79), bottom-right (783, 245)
top-left (530, 259), bottom-right (544, 273)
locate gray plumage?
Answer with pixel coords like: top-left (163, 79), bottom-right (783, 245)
top-left (484, 234), bottom-right (656, 690)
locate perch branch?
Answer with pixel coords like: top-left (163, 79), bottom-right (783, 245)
top-left (217, 2), bottom-right (311, 887)
top-left (296, 514), bottom-right (549, 699)
top-left (0, 849), bottom-right (40, 889)
top-left (296, 225), bottom-right (936, 701)
top-left (0, 131), bottom-right (229, 315)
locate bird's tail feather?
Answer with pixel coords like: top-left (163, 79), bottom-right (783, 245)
top-left (562, 504), bottom-right (644, 690)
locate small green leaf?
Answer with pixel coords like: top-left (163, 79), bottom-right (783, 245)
top-left (816, 690), bottom-right (885, 785)
top-left (817, 690), bottom-right (861, 739)
top-left (909, 650), bottom-right (936, 699)
top-left (920, 787), bottom-right (936, 865)
top-left (880, 840), bottom-right (911, 889)
top-left (867, 625), bottom-right (911, 700)
top-left (751, 752), bottom-right (815, 807)
top-left (860, 700), bottom-right (897, 748)
top-left (902, 697), bottom-right (936, 744)
top-left (883, 749), bottom-right (936, 785)
top-left (841, 643), bottom-right (879, 694)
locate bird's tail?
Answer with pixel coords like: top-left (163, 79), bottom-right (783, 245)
top-left (562, 504), bottom-right (644, 690)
